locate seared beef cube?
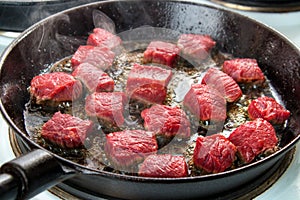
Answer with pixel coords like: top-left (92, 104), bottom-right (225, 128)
top-left (87, 28), bottom-right (122, 50)
top-left (72, 63), bottom-right (114, 93)
top-left (183, 84), bottom-right (226, 121)
top-left (193, 134), bottom-right (237, 173)
top-left (139, 154), bottom-right (188, 178)
top-left (41, 112), bottom-right (93, 148)
top-left (105, 130), bottom-right (158, 171)
top-left (126, 63), bottom-right (172, 104)
top-left (228, 118), bottom-right (278, 164)
top-left (71, 45), bottom-right (115, 70)
top-left (248, 96), bottom-right (290, 124)
top-left (141, 104), bottom-right (191, 138)
top-left (85, 92), bottom-right (126, 126)
top-left (177, 34), bottom-right (216, 63)
top-left (222, 58), bottom-right (265, 83)
top-left (30, 72), bottom-right (82, 104)
top-left (201, 67), bottom-right (242, 102)
top-left (143, 41), bottom-right (180, 67)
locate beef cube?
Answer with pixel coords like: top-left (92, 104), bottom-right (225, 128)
top-left (138, 154), bottom-right (188, 178)
top-left (141, 104), bottom-right (191, 138)
top-left (30, 72), bottom-right (83, 104)
top-left (222, 58), bottom-right (265, 83)
top-left (143, 41), bottom-right (180, 67)
top-left (193, 134), bottom-right (237, 173)
top-left (41, 112), bottom-right (93, 148)
top-left (126, 63), bottom-right (172, 104)
top-left (85, 92), bottom-right (126, 126)
top-left (201, 67), bottom-right (242, 102)
top-left (72, 63), bottom-right (114, 93)
top-left (71, 45), bottom-right (115, 70)
top-left (183, 84), bottom-right (227, 121)
top-left (105, 130), bottom-right (158, 171)
top-left (228, 118), bottom-right (278, 164)
top-left (248, 96), bottom-right (290, 124)
top-left (177, 34), bottom-right (216, 63)
top-left (87, 28), bottom-right (122, 50)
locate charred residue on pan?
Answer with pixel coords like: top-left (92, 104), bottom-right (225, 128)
top-left (23, 40), bottom-right (289, 176)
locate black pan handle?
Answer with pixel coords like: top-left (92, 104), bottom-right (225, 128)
top-left (0, 149), bottom-right (76, 200)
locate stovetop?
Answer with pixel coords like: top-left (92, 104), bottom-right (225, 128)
top-left (0, 1), bottom-right (300, 199)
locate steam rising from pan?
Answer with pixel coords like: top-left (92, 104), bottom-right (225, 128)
top-left (92, 10), bottom-right (116, 34)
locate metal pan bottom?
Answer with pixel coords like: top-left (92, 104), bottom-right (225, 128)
top-left (9, 128), bottom-right (295, 200)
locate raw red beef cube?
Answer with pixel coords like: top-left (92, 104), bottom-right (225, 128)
top-left (41, 112), bottom-right (93, 148)
top-left (193, 134), bottom-right (237, 173)
top-left (183, 84), bottom-right (227, 121)
top-left (222, 58), bottom-right (265, 83)
top-left (30, 72), bottom-right (83, 104)
top-left (105, 130), bottom-right (158, 170)
top-left (248, 96), bottom-right (290, 124)
top-left (143, 41), bottom-right (180, 67)
top-left (72, 63), bottom-right (114, 93)
top-left (141, 104), bottom-right (191, 138)
top-left (228, 118), bottom-right (278, 164)
top-left (201, 67), bottom-right (242, 102)
top-left (126, 63), bottom-right (172, 104)
top-left (139, 154), bottom-right (188, 178)
top-left (177, 34), bottom-right (216, 62)
top-left (71, 45), bottom-right (115, 70)
top-left (87, 28), bottom-right (122, 50)
top-left (85, 92), bottom-right (126, 126)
